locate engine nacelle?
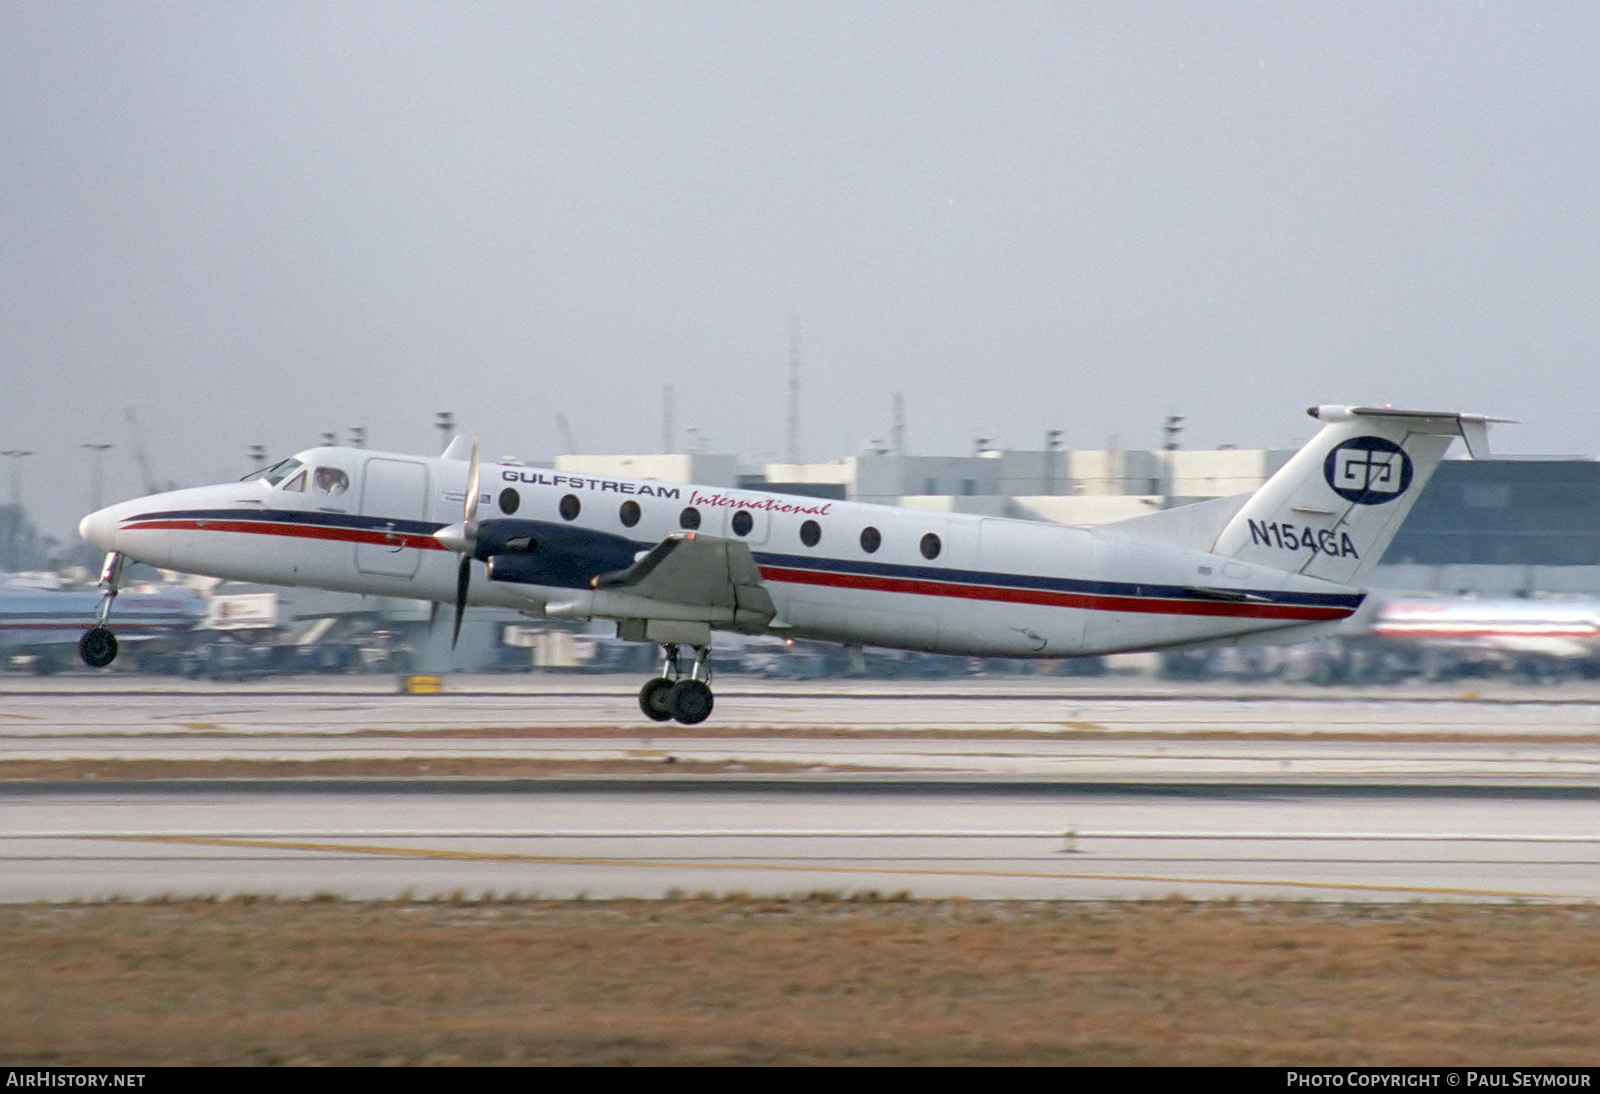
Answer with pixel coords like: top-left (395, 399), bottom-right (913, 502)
top-left (475, 519), bottom-right (640, 589)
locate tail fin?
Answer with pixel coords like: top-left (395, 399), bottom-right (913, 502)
top-left (1211, 405), bottom-right (1505, 586)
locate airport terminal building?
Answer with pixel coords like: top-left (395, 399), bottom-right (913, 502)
top-left (1378, 458), bottom-right (1600, 595)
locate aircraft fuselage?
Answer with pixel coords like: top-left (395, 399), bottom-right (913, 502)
top-left (80, 447), bottom-right (1361, 660)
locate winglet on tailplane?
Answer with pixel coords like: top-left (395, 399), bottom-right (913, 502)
top-left (1210, 405), bottom-right (1512, 586)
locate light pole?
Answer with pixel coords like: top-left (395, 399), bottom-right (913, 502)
top-left (1044, 430), bottom-right (1062, 495)
top-left (0, 450), bottom-right (30, 571)
top-left (81, 443), bottom-right (114, 513)
top-left (1162, 415), bottom-right (1184, 509)
top-left (1, 450), bottom-right (32, 510)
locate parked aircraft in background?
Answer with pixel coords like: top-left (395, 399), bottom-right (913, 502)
top-left (76, 405), bottom-right (1500, 722)
top-left (1373, 596), bottom-right (1600, 659)
top-left (0, 579), bottom-right (202, 674)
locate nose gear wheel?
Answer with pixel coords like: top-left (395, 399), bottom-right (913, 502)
top-left (78, 627), bottom-right (118, 668)
top-left (78, 552), bottom-right (126, 668)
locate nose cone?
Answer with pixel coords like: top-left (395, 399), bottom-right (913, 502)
top-left (78, 506), bottom-right (119, 551)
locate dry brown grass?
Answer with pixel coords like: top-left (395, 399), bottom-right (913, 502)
top-left (3, 898), bottom-right (1597, 1065)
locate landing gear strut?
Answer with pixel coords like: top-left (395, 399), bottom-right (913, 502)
top-left (637, 643), bottom-right (715, 725)
top-left (78, 552), bottom-right (125, 669)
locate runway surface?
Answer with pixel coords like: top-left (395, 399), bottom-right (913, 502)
top-left (9, 674), bottom-right (1600, 739)
top-left (2, 676), bottom-right (1596, 902)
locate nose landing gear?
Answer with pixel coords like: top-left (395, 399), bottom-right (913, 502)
top-left (637, 643), bottom-right (715, 725)
top-left (78, 552), bottom-right (125, 669)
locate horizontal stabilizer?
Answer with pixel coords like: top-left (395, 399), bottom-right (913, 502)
top-left (1307, 405), bottom-right (1512, 458)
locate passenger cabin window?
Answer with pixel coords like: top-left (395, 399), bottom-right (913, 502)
top-left (499, 488), bottom-right (520, 515)
top-left (559, 494), bottom-right (581, 521)
top-left (313, 467), bottom-right (349, 496)
top-left (619, 500), bottom-right (641, 528)
top-left (680, 507), bottom-right (701, 530)
top-left (800, 520), bottom-right (821, 547)
top-left (731, 510), bottom-right (753, 536)
top-left (920, 533), bottom-right (942, 560)
top-left (860, 526), bottom-right (882, 553)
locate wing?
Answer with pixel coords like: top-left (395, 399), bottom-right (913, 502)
top-left (473, 521), bottom-right (778, 637)
top-left (590, 532), bottom-right (776, 629)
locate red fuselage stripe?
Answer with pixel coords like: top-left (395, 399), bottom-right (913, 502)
top-left (124, 518), bottom-right (448, 552)
top-left (757, 566), bottom-right (1351, 622)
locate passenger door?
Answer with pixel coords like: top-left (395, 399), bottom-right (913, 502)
top-left (356, 458), bottom-right (429, 578)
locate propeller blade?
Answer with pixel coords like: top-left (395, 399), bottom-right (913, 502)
top-left (452, 555), bottom-right (470, 649)
top-left (436, 436), bottom-right (481, 650)
top-left (463, 435), bottom-right (481, 545)
top-left (433, 434), bottom-right (483, 558)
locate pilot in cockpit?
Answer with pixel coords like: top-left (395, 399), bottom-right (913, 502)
top-left (313, 467), bottom-right (349, 496)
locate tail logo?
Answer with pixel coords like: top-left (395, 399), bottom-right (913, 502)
top-left (1324, 436), bottom-right (1413, 505)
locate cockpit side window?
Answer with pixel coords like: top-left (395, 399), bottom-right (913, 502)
top-left (313, 467), bottom-right (350, 496)
top-left (260, 458), bottom-right (303, 486)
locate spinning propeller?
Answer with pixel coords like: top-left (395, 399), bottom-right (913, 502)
top-left (431, 437), bottom-right (481, 648)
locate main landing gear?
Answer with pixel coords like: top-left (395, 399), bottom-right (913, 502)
top-left (78, 552), bottom-right (126, 669)
top-left (638, 643), bottom-right (714, 725)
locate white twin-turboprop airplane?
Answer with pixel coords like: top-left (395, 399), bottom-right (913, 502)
top-left (76, 405), bottom-right (1498, 723)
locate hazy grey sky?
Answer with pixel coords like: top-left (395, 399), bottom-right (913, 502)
top-left (5, 2), bottom-right (1600, 540)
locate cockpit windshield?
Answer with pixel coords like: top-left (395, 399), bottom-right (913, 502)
top-left (241, 458), bottom-right (305, 485)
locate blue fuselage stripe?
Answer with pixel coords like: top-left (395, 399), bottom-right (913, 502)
top-left (121, 508), bottom-right (1361, 613)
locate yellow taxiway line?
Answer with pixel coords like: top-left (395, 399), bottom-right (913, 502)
top-left (111, 835), bottom-right (1579, 901)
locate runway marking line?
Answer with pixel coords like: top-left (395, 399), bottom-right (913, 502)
top-left (111, 835), bottom-right (1577, 901)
